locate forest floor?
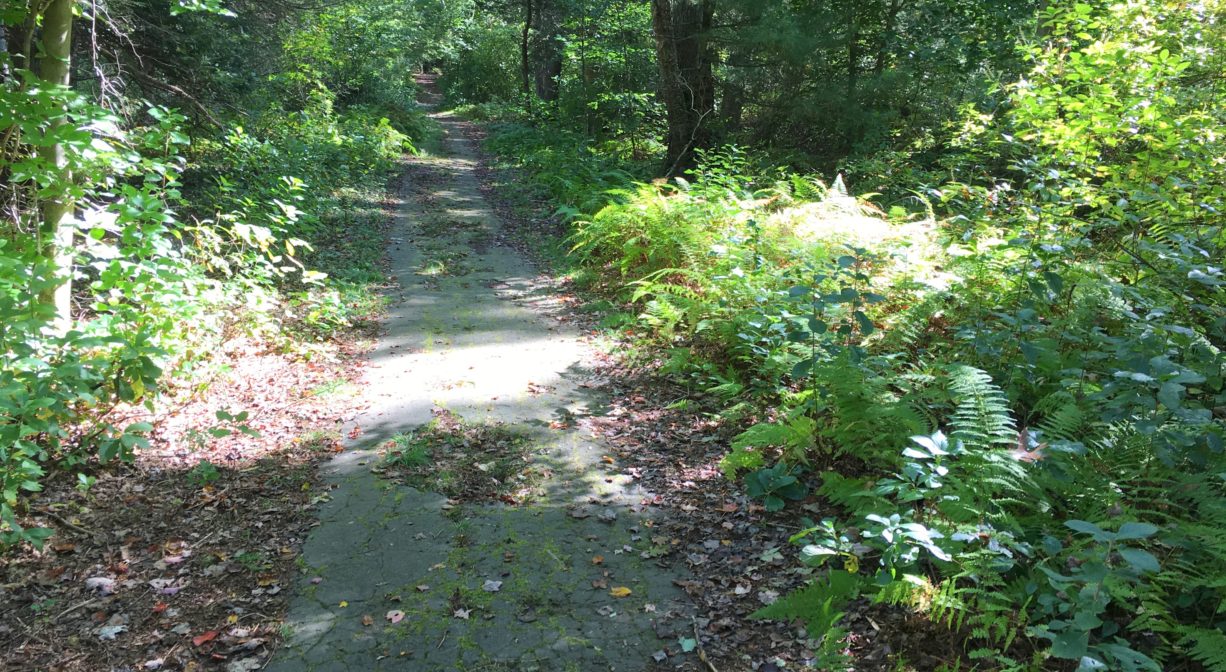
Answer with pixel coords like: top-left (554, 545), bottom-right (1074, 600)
top-left (0, 78), bottom-right (948, 672)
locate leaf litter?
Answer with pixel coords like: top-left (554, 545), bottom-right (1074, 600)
top-left (0, 318), bottom-right (377, 671)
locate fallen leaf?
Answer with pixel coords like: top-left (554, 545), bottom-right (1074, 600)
top-left (224, 658), bottom-right (263, 672)
top-left (226, 614), bottom-right (239, 625)
top-left (338, 601), bottom-right (348, 608)
top-left (415, 584), bottom-right (430, 592)
top-left (453, 608), bottom-right (471, 620)
top-left (386, 610), bottom-right (405, 624)
top-left (85, 576), bottom-right (117, 595)
top-left (361, 614), bottom-right (374, 626)
top-left (202, 563), bottom-right (227, 578)
top-left (591, 555), bottom-right (604, 565)
top-left (192, 630), bottom-right (219, 647)
top-left (609, 586), bottom-right (632, 598)
top-left (97, 625), bottom-right (128, 641)
top-left (482, 580), bottom-right (502, 592)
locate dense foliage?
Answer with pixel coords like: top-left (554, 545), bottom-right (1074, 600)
top-left (454, 0), bottom-right (1226, 669)
top-left (0, 0), bottom-right (431, 547)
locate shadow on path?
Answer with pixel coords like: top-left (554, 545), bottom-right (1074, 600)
top-left (267, 77), bottom-right (689, 672)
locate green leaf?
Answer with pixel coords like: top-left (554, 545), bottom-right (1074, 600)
top-left (1118, 547), bottom-right (1160, 573)
top-left (21, 526), bottom-right (55, 550)
top-left (854, 311), bottom-right (874, 335)
top-left (1051, 628), bottom-right (1091, 659)
top-left (1157, 382), bottom-right (1183, 410)
top-left (1114, 522), bottom-right (1158, 540)
top-left (1065, 520), bottom-right (1111, 541)
top-left (1044, 270), bottom-right (1064, 294)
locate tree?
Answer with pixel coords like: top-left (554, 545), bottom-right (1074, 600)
top-left (650, 0), bottom-right (714, 174)
top-left (34, 0), bottom-right (75, 326)
top-left (521, 0), bottom-right (532, 108)
top-left (531, 0), bottom-right (563, 101)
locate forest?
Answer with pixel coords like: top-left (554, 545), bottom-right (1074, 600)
top-left (1, 0), bottom-right (1224, 670)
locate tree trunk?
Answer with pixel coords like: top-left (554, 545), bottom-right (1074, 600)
top-left (651, 0), bottom-right (715, 176)
top-left (874, 0), bottom-right (902, 76)
top-left (721, 84), bottom-right (743, 131)
top-left (37, 0), bottom-right (76, 326)
top-left (532, 0), bottom-right (563, 102)
top-left (846, 7), bottom-right (859, 100)
top-left (529, 0), bottom-right (561, 101)
top-left (535, 47), bottom-right (562, 101)
top-left (521, 0), bottom-right (533, 111)
top-left (3, 13), bottom-right (36, 80)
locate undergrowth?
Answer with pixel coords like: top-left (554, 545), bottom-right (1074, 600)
top-left (469, 3), bottom-right (1226, 668)
top-left (0, 2), bottom-right (426, 548)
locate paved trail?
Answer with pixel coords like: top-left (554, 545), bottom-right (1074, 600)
top-left (268, 82), bottom-right (687, 671)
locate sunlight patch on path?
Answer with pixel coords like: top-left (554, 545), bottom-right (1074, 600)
top-left (267, 92), bottom-right (689, 672)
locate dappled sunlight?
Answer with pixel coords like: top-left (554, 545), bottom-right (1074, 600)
top-left (267, 88), bottom-right (688, 672)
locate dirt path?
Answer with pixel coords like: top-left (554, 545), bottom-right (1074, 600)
top-left (267, 80), bottom-right (689, 672)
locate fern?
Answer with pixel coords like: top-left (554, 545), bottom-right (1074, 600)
top-left (948, 364), bottom-right (1016, 450)
top-left (787, 174), bottom-right (828, 202)
top-left (721, 414), bottom-right (818, 478)
top-left (1033, 389), bottom-right (1092, 443)
top-left (818, 471), bottom-right (891, 516)
top-left (929, 578), bottom-right (969, 632)
top-left (1180, 628), bottom-right (1226, 672)
top-left (813, 361), bottom-right (929, 464)
top-left (749, 570), bottom-right (861, 643)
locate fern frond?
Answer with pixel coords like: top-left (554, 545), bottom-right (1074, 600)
top-left (1033, 390), bottom-right (1093, 443)
top-left (948, 364), bottom-right (1016, 450)
top-left (1180, 628), bottom-right (1226, 672)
